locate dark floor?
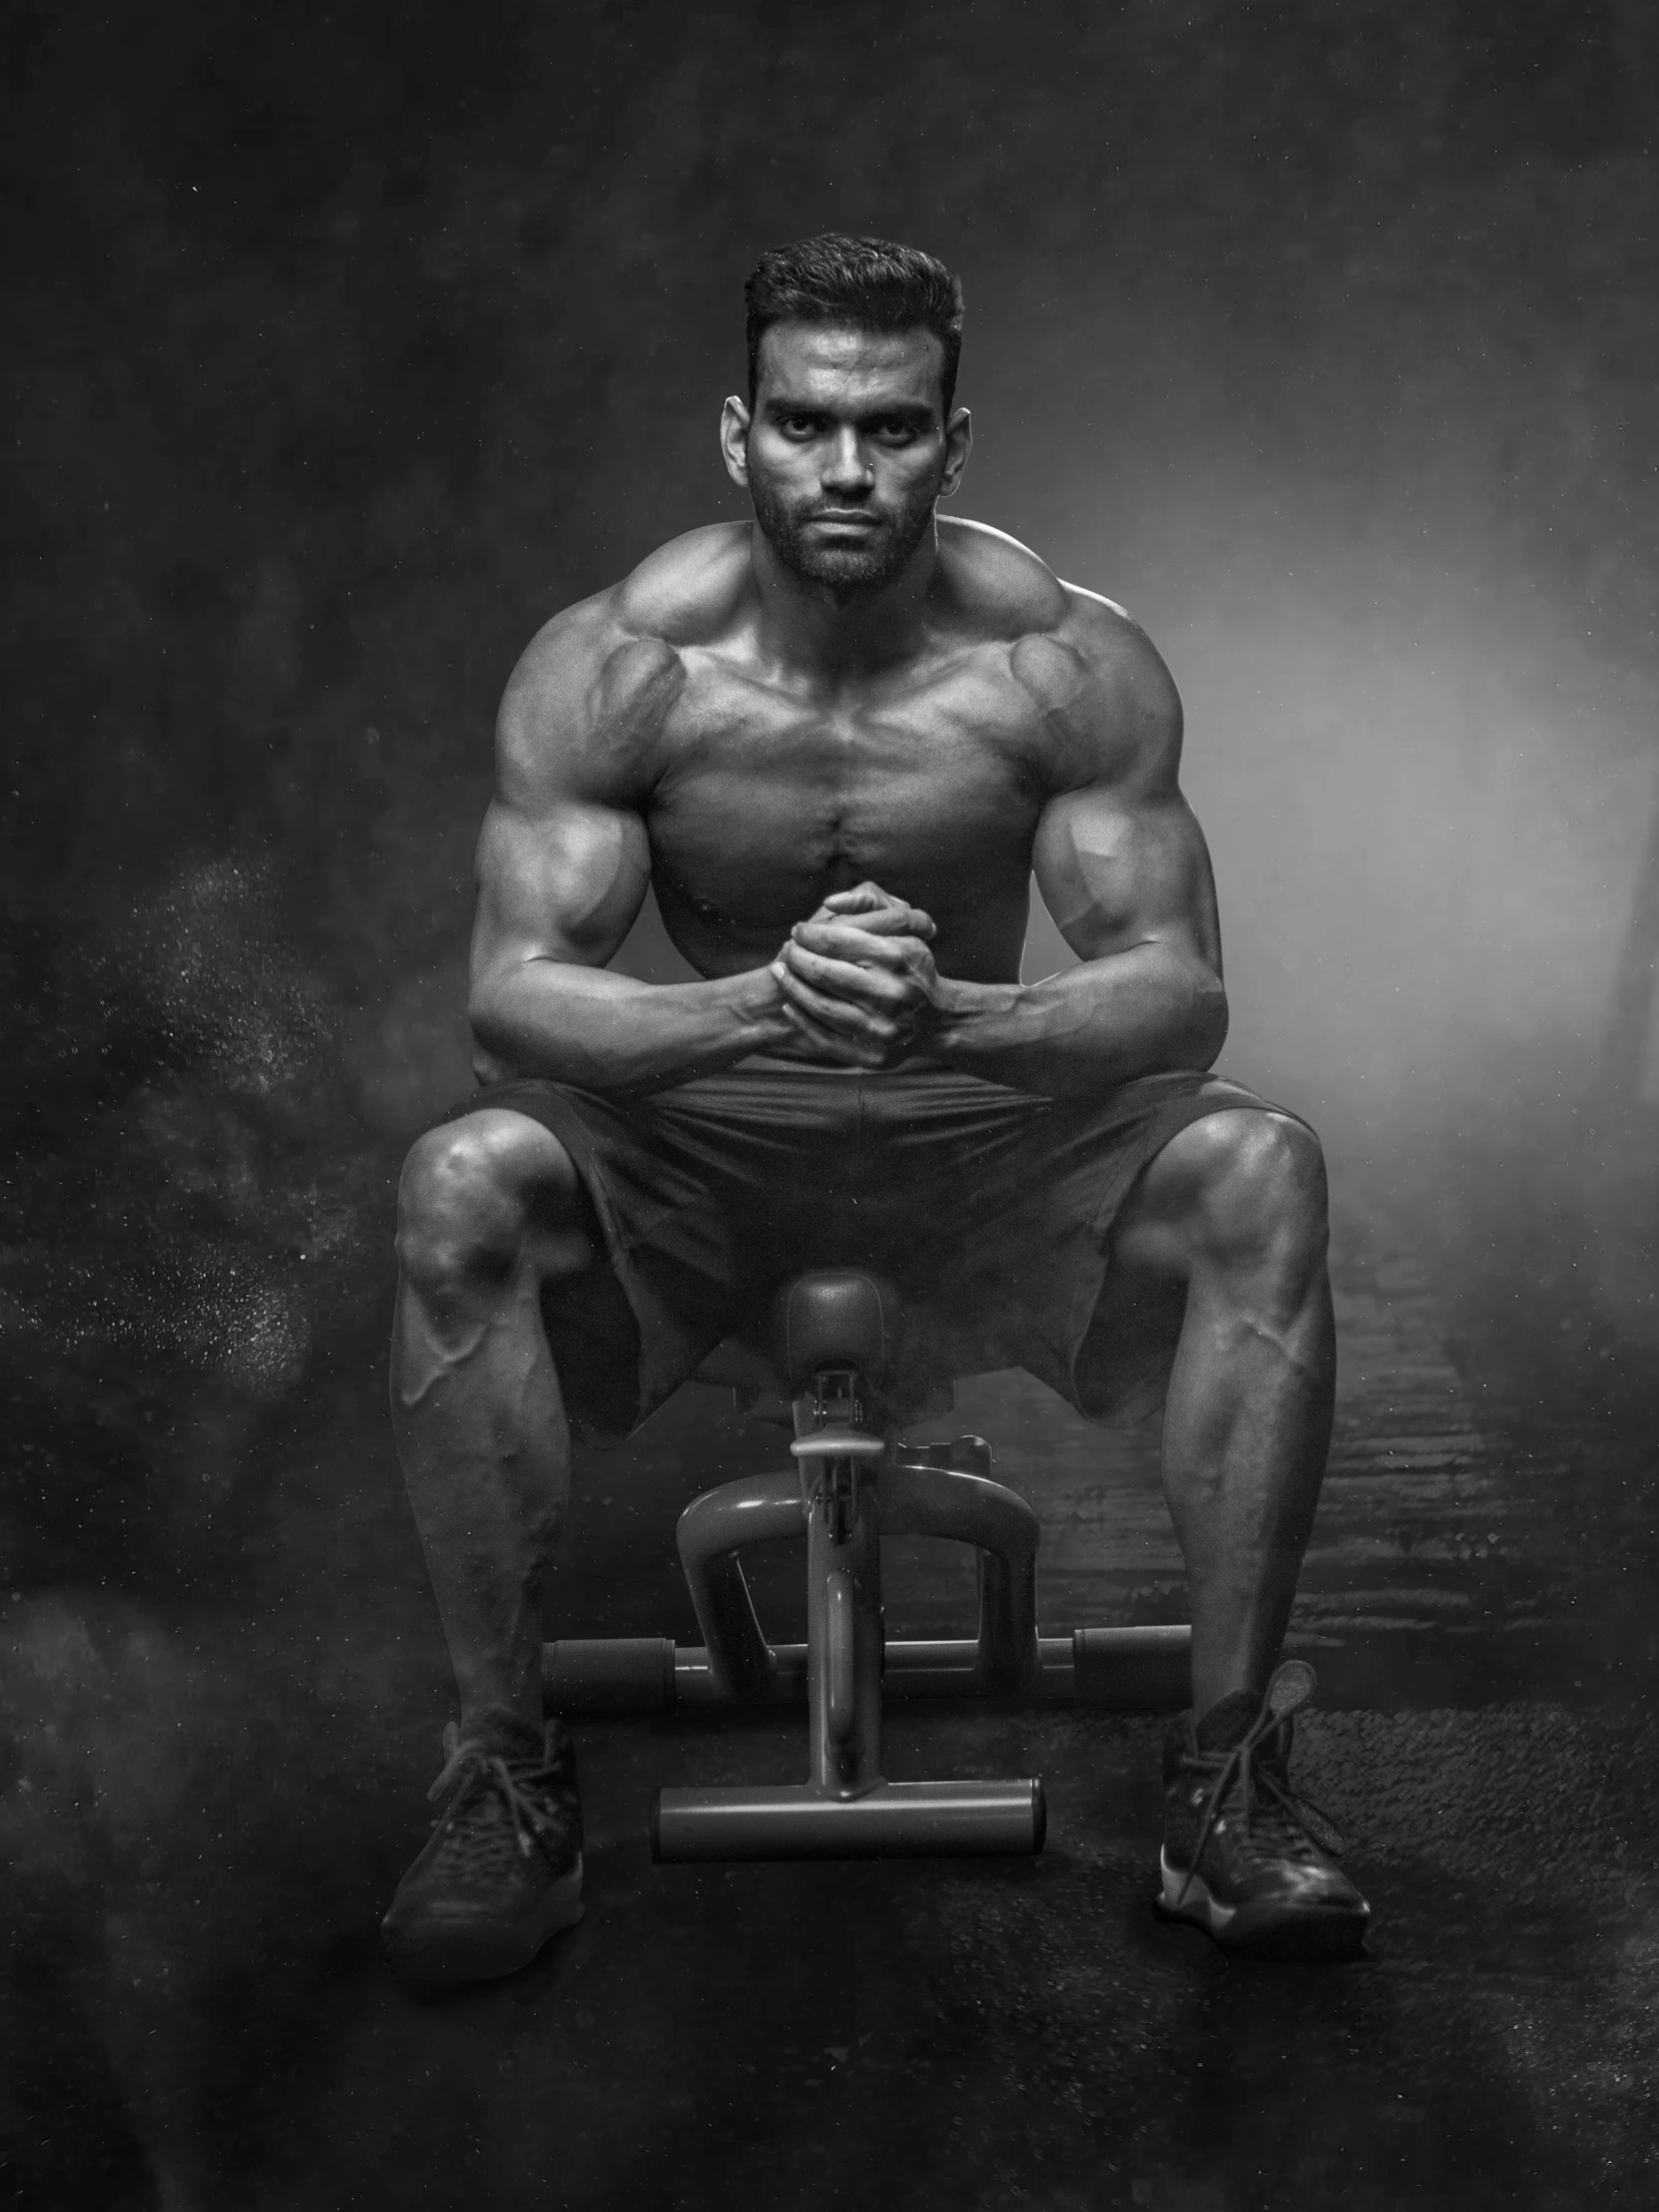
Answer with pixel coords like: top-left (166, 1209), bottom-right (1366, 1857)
top-left (7, 1180), bottom-right (1659, 2209)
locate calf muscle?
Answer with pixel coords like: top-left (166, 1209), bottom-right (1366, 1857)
top-left (390, 1110), bottom-right (593, 1727)
top-left (1110, 1110), bottom-right (1335, 1711)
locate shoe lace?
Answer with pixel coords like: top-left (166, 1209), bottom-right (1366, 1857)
top-left (425, 1726), bottom-right (569, 1874)
top-left (1173, 1660), bottom-right (1347, 1910)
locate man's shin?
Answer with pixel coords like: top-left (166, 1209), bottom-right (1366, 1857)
top-left (390, 1268), bottom-right (572, 1730)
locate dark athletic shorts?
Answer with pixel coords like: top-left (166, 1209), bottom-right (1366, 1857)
top-left (439, 1057), bottom-right (1293, 1447)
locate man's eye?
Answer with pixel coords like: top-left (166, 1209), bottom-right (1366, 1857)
top-left (781, 415), bottom-right (822, 436)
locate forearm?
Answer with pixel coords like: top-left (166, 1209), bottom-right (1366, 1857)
top-left (928, 943), bottom-right (1228, 1097)
top-left (469, 956), bottom-right (795, 1092)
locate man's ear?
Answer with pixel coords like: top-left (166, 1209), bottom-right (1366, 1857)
top-left (720, 395), bottom-right (752, 489)
top-left (938, 405), bottom-right (972, 499)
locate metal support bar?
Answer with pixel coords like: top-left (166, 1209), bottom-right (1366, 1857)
top-left (651, 1778), bottom-right (1046, 1862)
top-left (790, 1430), bottom-right (885, 1461)
top-left (542, 1624), bottom-right (1193, 1716)
top-left (882, 1460), bottom-right (1041, 1691)
top-left (674, 1471), bottom-right (802, 1698)
top-left (880, 1459), bottom-right (1039, 1550)
top-left (806, 1458), bottom-right (883, 1792)
top-left (825, 1571), bottom-right (855, 1744)
top-left (666, 1450), bottom-right (1045, 1707)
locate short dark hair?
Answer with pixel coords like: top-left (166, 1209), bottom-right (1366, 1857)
top-left (745, 234), bottom-right (965, 418)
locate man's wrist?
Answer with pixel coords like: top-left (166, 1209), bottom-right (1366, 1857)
top-left (925, 974), bottom-right (1024, 1055)
top-left (723, 960), bottom-right (797, 1049)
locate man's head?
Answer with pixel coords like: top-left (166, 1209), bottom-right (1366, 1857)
top-left (744, 234), bottom-right (964, 418)
top-left (721, 234), bottom-right (971, 595)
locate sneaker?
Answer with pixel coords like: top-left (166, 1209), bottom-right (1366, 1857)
top-left (380, 1709), bottom-right (585, 1986)
top-left (1155, 1659), bottom-right (1370, 1961)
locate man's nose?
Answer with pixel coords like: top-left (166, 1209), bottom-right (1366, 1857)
top-left (821, 428), bottom-right (873, 494)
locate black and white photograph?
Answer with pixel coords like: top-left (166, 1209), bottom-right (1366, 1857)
top-left (5, 4), bottom-right (1659, 2206)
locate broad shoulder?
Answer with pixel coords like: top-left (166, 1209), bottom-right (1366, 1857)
top-left (496, 524), bottom-right (751, 805)
top-left (937, 516), bottom-right (1072, 638)
top-left (938, 520), bottom-right (1182, 790)
top-left (1018, 587), bottom-right (1181, 758)
top-left (615, 519), bottom-right (752, 644)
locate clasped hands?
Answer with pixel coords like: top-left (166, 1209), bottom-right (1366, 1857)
top-left (770, 880), bottom-right (944, 1070)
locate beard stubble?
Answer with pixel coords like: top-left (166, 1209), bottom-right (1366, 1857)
top-left (749, 471), bottom-right (938, 595)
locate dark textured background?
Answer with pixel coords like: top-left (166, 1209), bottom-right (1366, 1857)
top-left (7, 3), bottom-right (1659, 2205)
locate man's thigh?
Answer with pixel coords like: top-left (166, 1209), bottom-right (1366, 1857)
top-left (430, 1069), bottom-right (866, 1437)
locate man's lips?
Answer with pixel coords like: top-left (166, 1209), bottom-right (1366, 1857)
top-left (811, 510), bottom-right (881, 526)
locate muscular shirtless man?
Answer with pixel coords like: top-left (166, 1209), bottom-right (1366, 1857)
top-left (379, 235), bottom-right (1369, 1984)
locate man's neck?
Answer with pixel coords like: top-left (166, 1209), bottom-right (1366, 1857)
top-left (747, 521), bottom-right (941, 683)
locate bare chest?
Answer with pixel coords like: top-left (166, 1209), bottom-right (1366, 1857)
top-left (644, 653), bottom-right (1049, 959)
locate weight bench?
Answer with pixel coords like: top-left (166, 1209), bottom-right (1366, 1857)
top-left (541, 1267), bottom-right (1192, 1862)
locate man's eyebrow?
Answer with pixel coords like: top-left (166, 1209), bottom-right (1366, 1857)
top-left (762, 397), bottom-right (936, 427)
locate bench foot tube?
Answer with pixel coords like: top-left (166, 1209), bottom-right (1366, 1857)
top-left (543, 1626), bottom-right (1192, 1717)
top-left (650, 1777), bottom-right (1047, 1863)
top-left (1071, 1624), bottom-right (1192, 1710)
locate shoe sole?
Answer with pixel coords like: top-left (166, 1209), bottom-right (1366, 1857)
top-left (1154, 1851), bottom-right (1369, 1962)
top-left (383, 1858), bottom-right (585, 1988)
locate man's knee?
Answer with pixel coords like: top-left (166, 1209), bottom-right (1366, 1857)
top-left (396, 1111), bottom-right (582, 1290)
top-left (1166, 1110), bottom-right (1329, 1275)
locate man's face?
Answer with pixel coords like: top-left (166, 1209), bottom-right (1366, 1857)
top-left (724, 321), bottom-right (968, 593)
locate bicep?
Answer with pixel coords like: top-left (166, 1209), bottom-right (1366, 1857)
top-left (1032, 781), bottom-right (1222, 972)
top-left (471, 794), bottom-right (651, 980)
top-left (471, 603), bottom-right (671, 981)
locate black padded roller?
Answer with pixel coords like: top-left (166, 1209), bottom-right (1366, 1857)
top-left (771, 1269), bottom-right (901, 1391)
